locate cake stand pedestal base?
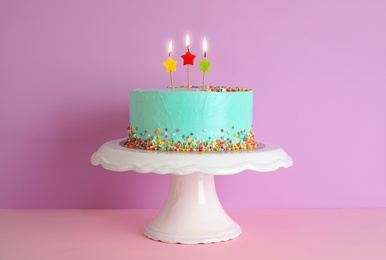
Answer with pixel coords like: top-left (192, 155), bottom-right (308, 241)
top-left (144, 173), bottom-right (241, 244)
top-left (91, 139), bottom-right (293, 244)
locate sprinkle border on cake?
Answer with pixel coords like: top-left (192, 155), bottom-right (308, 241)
top-left (125, 125), bottom-right (258, 152)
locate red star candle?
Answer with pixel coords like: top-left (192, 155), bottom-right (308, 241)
top-left (181, 35), bottom-right (196, 87)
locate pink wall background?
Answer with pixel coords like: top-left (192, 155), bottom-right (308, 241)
top-left (1, 0), bottom-right (385, 209)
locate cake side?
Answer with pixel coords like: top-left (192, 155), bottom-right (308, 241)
top-left (126, 86), bottom-right (257, 152)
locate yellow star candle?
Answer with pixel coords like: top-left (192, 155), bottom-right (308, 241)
top-left (198, 37), bottom-right (212, 88)
top-left (163, 40), bottom-right (177, 87)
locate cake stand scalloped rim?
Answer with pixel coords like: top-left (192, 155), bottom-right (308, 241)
top-left (91, 139), bottom-right (293, 175)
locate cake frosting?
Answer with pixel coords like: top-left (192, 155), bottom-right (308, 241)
top-left (125, 86), bottom-right (257, 152)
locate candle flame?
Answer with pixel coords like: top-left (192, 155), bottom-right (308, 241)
top-left (203, 37), bottom-right (207, 57)
top-left (168, 40), bottom-right (173, 56)
top-left (186, 35), bottom-right (190, 50)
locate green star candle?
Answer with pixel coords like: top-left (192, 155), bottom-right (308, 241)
top-left (198, 37), bottom-right (212, 88)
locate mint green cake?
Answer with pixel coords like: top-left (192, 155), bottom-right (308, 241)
top-left (125, 86), bottom-right (257, 152)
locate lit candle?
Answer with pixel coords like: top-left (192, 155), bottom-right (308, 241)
top-left (203, 37), bottom-right (207, 57)
top-left (186, 34), bottom-right (190, 51)
top-left (163, 40), bottom-right (178, 87)
top-left (168, 40), bottom-right (173, 56)
top-left (198, 37), bottom-right (212, 88)
top-left (181, 35), bottom-right (196, 87)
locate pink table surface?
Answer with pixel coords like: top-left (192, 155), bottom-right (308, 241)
top-left (1, 209), bottom-right (385, 260)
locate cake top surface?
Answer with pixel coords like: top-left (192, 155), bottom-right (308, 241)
top-left (130, 86), bottom-right (252, 92)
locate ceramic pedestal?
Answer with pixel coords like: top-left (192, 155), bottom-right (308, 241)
top-left (91, 139), bottom-right (292, 244)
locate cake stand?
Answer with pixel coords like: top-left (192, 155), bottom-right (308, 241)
top-left (91, 139), bottom-right (293, 244)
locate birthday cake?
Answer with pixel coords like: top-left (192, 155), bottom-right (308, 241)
top-left (125, 86), bottom-right (258, 152)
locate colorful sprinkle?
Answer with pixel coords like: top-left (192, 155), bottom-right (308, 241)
top-left (166, 86), bottom-right (253, 92)
top-left (125, 124), bottom-right (258, 152)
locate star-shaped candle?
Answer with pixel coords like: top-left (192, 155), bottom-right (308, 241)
top-left (181, 35), bottom-right (196, 87)
top-left (198, 37), bottom-right (212, 88)
top-left (163, 40), bottom-right (177, 87)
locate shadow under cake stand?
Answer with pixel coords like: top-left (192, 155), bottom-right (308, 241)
top-left (91, 139), bottom-right (293, 244)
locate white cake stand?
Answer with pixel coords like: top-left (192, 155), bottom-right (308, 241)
top-left (91, 139), bottom-right (293, 244)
